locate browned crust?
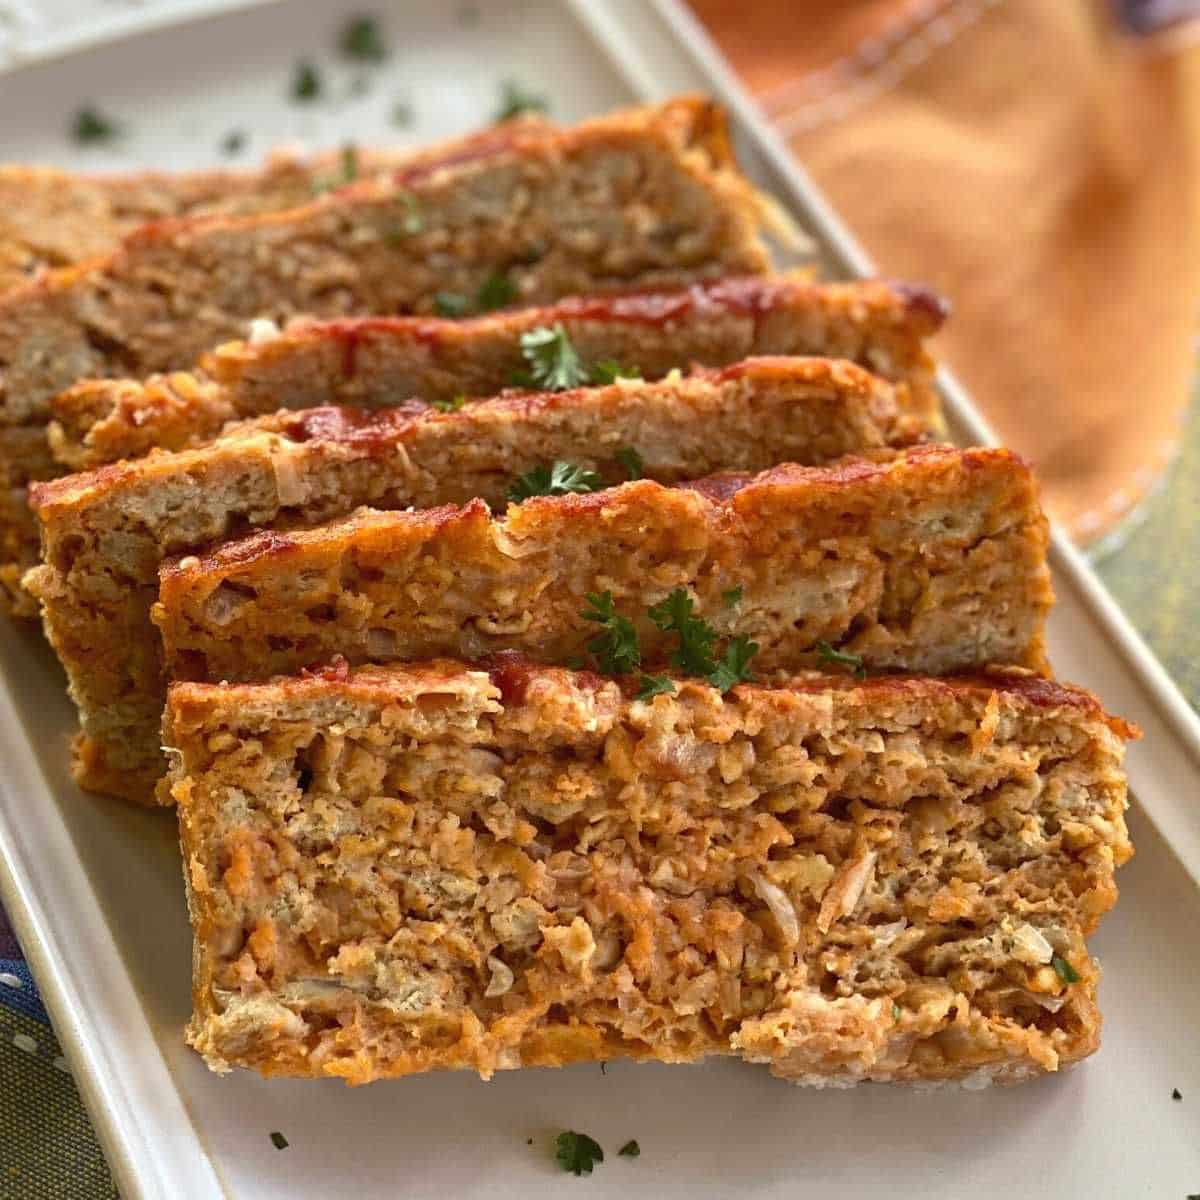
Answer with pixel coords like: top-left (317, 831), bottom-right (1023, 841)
top-left (170, 656), bottom-right (1136, 741)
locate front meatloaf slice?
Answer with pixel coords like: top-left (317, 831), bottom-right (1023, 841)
top-left (25, 356), bottom-right (923, 804)
top-left (166, 660), bottom-right (1134, 1086)
top-left (0, 95), bottom-right (772, 611)
top-left (0, 146), bottom-right (450, 294)
top-left (47, 276), bottom-right (946, 471)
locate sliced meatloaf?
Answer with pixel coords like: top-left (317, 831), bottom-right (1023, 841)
top-left (0, 96), bottom-right (773, 609)
top-left (166, 659), bottom-right (1134, 1085)
top-left (153, 445), bottom-right (1051, 780)
top-left (48, 277), bottom-right (946, 471)
top-left (26, 356), bottom-right (924, 803)
top-left (0, 147), bottom-right (441, 294)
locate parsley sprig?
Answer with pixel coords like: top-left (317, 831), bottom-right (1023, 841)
top-left (496, 80), bottom-right (549, 123)
top-left (1052, 954), bottom-right (1081, 984)
top-left (520, 324), bottom-right (590, 391)
top-left (592, 359), bottom-right (643, 385)
top-left (577, 586), bottom-right (756, 693)
top-left (292, 61), bottom-right (321, 102)
top-left (340, 15), bottom-right (388, 61)
top-left (429, 394), bottom-right (465, 413)
top-left (814, 640), bottom-right (866, 680)
top-left (507, 461), bottom-right (602, 503)
top-left (73, 106), bottom-right (120, 144)
top-left (649, 588), bottom-right (719, 676)
top-left (434, 273), bottom-right (517, 319)
top-left (555, 1130), bottom-right (603, 1175)
top-left (614, 447), bottom-right (643, 481)
top-left (581, 592), bottom-right (641, 675)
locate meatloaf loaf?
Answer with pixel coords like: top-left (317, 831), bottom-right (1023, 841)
top-left (47, 277), bottom-right (946, 471)
top-left (166, 659), bottom-right (1134, 1085)
top-left (0, 96), bottom-right (772, 610)
top-left (0, 147), bottom-right (440, 294)
top-left (26, 356), bottom-right (926, 803)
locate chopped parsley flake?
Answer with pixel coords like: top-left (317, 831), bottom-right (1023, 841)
top-left (520, 324), bottom-right (589, 391)
top-left (385, 192), bottom-right (423, 242)
top-left (581, 592), bottom-right (640, 676)
top-left (340, 15), bottom-right (388, 61)
top-left (614, 447), bottom-right (644, 481)
top-left (555, 1130), bottom-right (604, 1176)
top-left (430, 394), bottom-right (466, 413)
top-left (221, 129), bottom-right (246, 156)
top-left (72, 106), bottom-right (119, 144)
top-left (269, 1131), bottom-right (289, 1150)
top-left (618, 1139), bottom-right (640, 1159)
top-left (391, 99), bottom-right (414, 127)
top-left (476, 272), bottom-right (517, 313)
top-left (814, 640), bottom-right (866, 679)
top-left (434, 291), bottom-right (470, 318)
top-left (507, 460), bottom-right (602, 503)
top-left (495, 79), bottom-right (549, 123)
top-left (1052, 954), bottom-right (1081, 984)
top-left (722, 585), bottom-right (743, 608)
top-left (707, 635), bottom-right (758, 693)
top-left (341, 143), bottom-right (359, 183)
top-left (649, 588), bottom-right (718, 676)
top-left (592, 359), bottom-right (642, 385)
top-left (636, 675), bottom-right (675, 701)
top-left (291, 61), bottom-right (322, 102)
top-left (892, 1003), bottom-right (903, 1021)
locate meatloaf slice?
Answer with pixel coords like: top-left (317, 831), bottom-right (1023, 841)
top-left (0, 147), bottom-right (444, 293)
top-left (0, 96), bottom-right (773, 610)
top-left (166, 659), bottom-right (1134, 1085)
top-left (26, 356), bottom-right (923, 804)
top-left (48, 277), bottom-right (946, 471)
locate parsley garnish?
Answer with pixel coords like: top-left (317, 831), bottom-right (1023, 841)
top-left (649, 588), bottom-right (718, 676)
top-left (72, 106), bottom-right (119, 144)
top-left (434, 291), bottom-right (470, 317)
top-left (582, 592), bottom-right (640, 675)
top-left (341, 143), bottom-right (359, 183)
top-left (555, 1130), bottom-right (603, 1176)
top-left (592, 359), bottom-right (642, 385)
top-left (1052, 954), bottom-right (1081, 984)
top-left (269, 1131), bottom-right (289, 1150)
top-left (476, 272), bottom-right (517, 312)
top-left (707, 635), bottom-right (758, 693)
top-left (814, 640), bottom-right (866, 679)
top-left (386, 192), bottom-right (423, 243)
top-left (520, 324), bottom-right (589, 391)
top-left (892, 1003), bottom-right (903, 1021)
top-left (618, 1140), bottom-right (641, 1159)
top-left (391, 99), bottom-right (414, 127)
top-left (722, 585), bottom-right (743, 608)
top-left (496, 79), bottom-right (549, 123)
top-left (614, 447), bottom-right (643, 481)
top-left (221, 129), bottom-right (246, 156)
top-left (507, 460), bottom-right (602, 503)
top-left (430, 394), bottom-right (466, 413)
top-left (292, 61), bottom-right (321, 102)
top-left (636, 675), bottom-right (675, 701)
top-left (340, 15), bottom-right (388, 61)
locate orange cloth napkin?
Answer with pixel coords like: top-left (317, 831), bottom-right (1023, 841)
top-left (691, 0), bottom-right (1200, 541)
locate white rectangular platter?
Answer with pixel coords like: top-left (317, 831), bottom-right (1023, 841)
top-left (0, 1), bottom-right (1197, 1197)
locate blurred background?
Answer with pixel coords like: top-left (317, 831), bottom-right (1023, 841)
top-left (0, 1), bottom-right (1197, 1195)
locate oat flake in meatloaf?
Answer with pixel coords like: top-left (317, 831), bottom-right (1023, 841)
top-left (27, 357), bottom-right (934, 804)
top-left (166, 660), bottom-right (1135, 1085)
